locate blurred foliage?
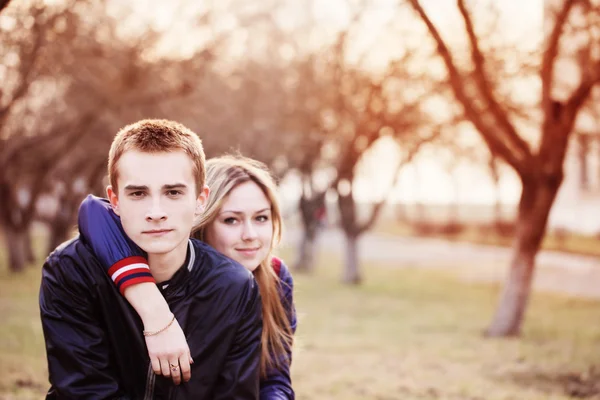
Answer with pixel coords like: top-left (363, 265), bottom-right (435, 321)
top-left (0, 0), bottom-right (444, 271)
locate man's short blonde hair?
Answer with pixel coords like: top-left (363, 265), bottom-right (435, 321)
top-left (108, 119), bottom-right (206, 194)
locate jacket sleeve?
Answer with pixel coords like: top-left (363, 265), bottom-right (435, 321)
top-left (213, 270), bottom-right (264, 400)
top-left (78, 195), bottom-right (154, 295)
top-left (39, 251), bottom-right (130, 399)
top-left (259, 259), bottom-right (297, 400)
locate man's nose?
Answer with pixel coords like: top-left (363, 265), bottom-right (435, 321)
top-left (145, 200), bottom-right (167, 222)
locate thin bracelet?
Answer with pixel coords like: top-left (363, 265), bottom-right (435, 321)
top-left (143, 313), bottom-right (176, 337)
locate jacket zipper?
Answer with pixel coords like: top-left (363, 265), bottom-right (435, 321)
top-left (143, 362), bottom-right (155, 400)
top-left (168, 385), bottom-right (179, 400)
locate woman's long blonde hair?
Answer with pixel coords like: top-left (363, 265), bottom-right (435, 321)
top-left (191, 155), bottom-right (293, 376)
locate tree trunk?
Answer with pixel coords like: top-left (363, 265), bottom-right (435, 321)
top-left (448, 200), bottom-right (459, 225)
top-left (577, 135), bottom-right (589, 191)
top-left (294, 230), bottom-right (318, 273)
top-left (395, 202), bottom-right (407, 222)
top-left (47, 220), bottom-right (73, 255)
top-left (294, 190), bottom-right (325, 273)
top-left (342, 233), bottom-right (361, 284)
top-left (494, 197), bottom-right (503, 227)
top-left (24, 228), bottom-right (36, 263)
top-left (486, 178), bottom-right (560, 336)
top-left (415, 201), bottom-right (426, 223)
top-left (5, 228), bottom-right (28, 272)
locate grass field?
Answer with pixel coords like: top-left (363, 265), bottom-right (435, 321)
top-left (1, 251), bottom-right (599, 399)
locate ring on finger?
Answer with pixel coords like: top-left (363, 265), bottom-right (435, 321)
top-left (170, 363), bottom-right (179, 372)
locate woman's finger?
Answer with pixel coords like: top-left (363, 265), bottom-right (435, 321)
top-left (160, 357), bottom-right (172, 378)
top-left (179, 352), bottom-right (191, 383)
top-left (151, 356), bottom-right (161, 375)
top-left (169, 359), bottom-right (182, 385)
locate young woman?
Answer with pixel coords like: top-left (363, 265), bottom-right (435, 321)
top-left (78, 155), bottom-right (296, 399)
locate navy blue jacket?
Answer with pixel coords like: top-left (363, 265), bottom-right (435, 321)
top-left (40, 220), bottom-right (263, 399)
top-left (78, 195), bottom-right (296, 399)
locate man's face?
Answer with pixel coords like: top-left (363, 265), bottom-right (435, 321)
top-left (107, 150), bottom-right (207, 257)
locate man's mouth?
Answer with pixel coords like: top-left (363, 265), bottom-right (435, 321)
top-left (142, 229), bottom-right (173, 236)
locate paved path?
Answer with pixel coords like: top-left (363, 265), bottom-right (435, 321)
top-left (281, 228), bottom-right (600, 299)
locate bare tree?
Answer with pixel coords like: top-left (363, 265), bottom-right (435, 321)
top-left (0, 0), bottom-right (224, 270)
top-left (254, 2), bottom-right (446, 280)
top-left (0, 0), bottom-right (11, 14)
top-left (408, 0), bottom-right (600, 336)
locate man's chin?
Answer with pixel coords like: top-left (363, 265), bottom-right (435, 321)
top-left (137, 240), bottom-right (178, 256)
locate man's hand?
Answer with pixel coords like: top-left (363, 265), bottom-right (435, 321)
top-left (145, 317), bottom-right (193, 385)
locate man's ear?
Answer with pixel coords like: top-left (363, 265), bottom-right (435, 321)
top-left (195, 185), bottom-right (210, 216)
top-left (106, 185), bottom-right (120, 216)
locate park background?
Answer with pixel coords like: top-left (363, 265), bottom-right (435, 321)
top-left (1, 0), bottom-right (600, 398)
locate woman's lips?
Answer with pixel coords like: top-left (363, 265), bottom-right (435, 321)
top-left (235, 248), bottom-right (259, 257)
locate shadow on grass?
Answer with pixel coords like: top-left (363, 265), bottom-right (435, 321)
top-left (506, 366), bottom-right (600, 399)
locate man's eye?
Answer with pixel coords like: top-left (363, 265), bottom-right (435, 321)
top-left (130, 191), bottom-right (145, 198)
top-left (167, 190), bottom-right (183, 196)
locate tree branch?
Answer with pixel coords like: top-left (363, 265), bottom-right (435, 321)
top-left (356, 130), bottom-right (439, 234)
top-left (407, 0), bottom-right (528, 174)
top-left (456, 0), bottom-right (532, 163)
top-left (0, 0), bottom-right (12, 14)
top-left (566, 58), bottom-right (600, 110)
top-left (541, 0), bottom-right (579, 107)
top-left (0, 7), bottom-right (45, 126)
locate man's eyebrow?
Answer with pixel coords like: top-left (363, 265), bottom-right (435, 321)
top-left (124, 185), bottom-right (149, 191)
top-left (163, 183), bottom-right (189, 190)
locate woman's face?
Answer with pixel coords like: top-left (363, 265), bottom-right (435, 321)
top-left (204, 181), bottom-right (274, 271)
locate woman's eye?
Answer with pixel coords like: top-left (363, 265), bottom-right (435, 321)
top-left (223, 217), bottom-right (238, 225)
top-left (256, 215), bottom-right (269, 222)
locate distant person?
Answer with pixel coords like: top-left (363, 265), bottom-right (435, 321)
top-left (314, 204), bottom-right (327, 230)
top-left (78, 155), bottom-right (297, 399)
top-left (40, 119), bottom-right (263, 399)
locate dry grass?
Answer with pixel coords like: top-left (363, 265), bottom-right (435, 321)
top-left (0, 266), bottom-right (48, 400)
top-left (1, 250), bottom-right (599, 399)
top-left (289, 256), bottom-right (600, 399)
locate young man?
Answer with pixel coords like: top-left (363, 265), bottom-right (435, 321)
top-left (39, 119), bottom-right (263, 399)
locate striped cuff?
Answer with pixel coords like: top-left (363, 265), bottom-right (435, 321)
top-left (107, 256), bottom-right (155, 295)
top-left (271, 256), bottom-right (282, 277)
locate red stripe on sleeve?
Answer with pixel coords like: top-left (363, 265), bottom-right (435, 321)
top-left (271, 256), bottom-right (282, 277)
top-left (107, 256), bottom-right (149, 276)
top-left (119, 276), bottom-right (156, 295)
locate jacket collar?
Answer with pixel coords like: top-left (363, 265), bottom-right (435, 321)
top-left (158, 240), bottom-right (195, 296)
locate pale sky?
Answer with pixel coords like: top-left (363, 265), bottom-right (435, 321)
top-left (123, 0), bottom-right (548, 205)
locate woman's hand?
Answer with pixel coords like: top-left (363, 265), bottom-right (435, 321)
top-left (123, 282), bottom-right (193, 385)
top-left (145, 315), bottom-right (193, 385)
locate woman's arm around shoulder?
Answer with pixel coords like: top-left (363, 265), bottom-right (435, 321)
top-left (78, 195), bottom-right (154, 294)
